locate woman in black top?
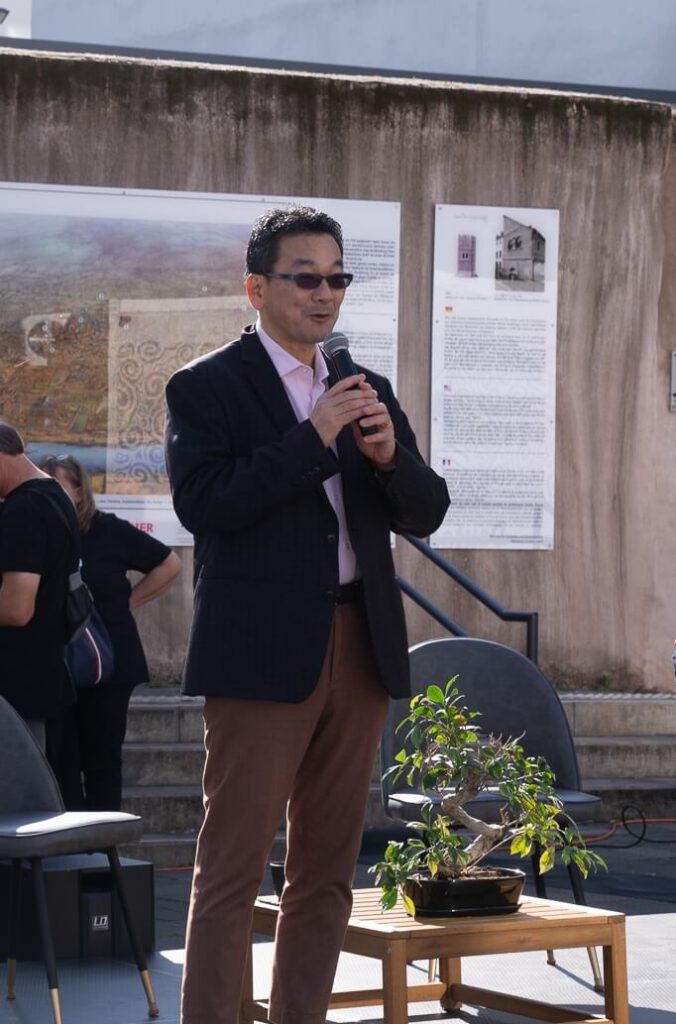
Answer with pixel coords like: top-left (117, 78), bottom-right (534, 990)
top-left (42, 455), bottom-right (181, 810)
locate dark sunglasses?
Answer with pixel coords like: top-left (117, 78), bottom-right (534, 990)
top-left (263, 271), bottom-right (354, 291)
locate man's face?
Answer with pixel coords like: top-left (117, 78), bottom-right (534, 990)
top-left (245, 233), bottom-right (347, 361)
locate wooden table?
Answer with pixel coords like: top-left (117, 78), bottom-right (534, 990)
top-left (242, 888), bottom-right (629, 1024)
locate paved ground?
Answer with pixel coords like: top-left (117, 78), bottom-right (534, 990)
top-left (3, 822), bottom-right (676, 1023)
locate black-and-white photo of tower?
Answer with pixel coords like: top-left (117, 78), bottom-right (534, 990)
top-left (456, 233), bottom-right (476, 276)
top-left (495, 215), bottom-right (545, 292)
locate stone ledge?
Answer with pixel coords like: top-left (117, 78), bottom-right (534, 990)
top-left (130, 692), bottom-right (204, 706)
top-left (560, 692), bottom-right (676, 701)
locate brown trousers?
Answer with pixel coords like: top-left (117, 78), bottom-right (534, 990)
top-left (181, 603), bottom-right (390, 1024)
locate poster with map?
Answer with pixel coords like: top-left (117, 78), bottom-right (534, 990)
top-left (0, 184), bottom-right (400, 544)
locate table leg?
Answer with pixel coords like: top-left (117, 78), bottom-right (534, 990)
top-left (439, 957), bottom-right (463, 1011)
top-left (382, 941), bottom-right (409, 1024)
top-left (603, 919), bottom-right (629, 1024)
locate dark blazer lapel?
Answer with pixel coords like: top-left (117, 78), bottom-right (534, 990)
top-left (241, 330), bottom-right (350, 514)
top-left (240, 328), bottom-right (298, 436)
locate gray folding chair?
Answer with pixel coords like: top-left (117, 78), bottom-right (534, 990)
top-left (0, 696), bottom-right (159, 1024)
top-left (380, 637), bottom-right (607, 991)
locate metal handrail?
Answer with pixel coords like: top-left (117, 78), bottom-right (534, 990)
top-left (394, 575), bottom-right (468, 638)
top-left (396, 533), bottom-right (539, 664)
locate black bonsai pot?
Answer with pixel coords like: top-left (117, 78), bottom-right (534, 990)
top-left (402, 866), bottom-right (525, 917)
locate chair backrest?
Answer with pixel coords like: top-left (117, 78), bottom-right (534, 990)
top-left (381, 637), bottom-right (581, 806)
top-left (0, 697), bottom-right (65, 813)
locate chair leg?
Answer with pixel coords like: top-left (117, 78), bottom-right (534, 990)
top-left (566, 862), bottom-right (605, 993)
top-left (531, 850), bottom-right (556, 965)
top-left (566, 860), bottom-right (588, 904)
top-left (105, 847), bottom-right (159, 1018)
top-left (6, 859), bottom-right (22, 1000)
top-left (30, 858), bottom-right (63, 1024)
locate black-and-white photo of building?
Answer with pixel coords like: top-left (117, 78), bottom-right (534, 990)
top-left (495, 215), bottom-right (545, 291)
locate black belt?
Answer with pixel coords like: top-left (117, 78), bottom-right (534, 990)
top-left (334, 580), bottom-right (364, 604)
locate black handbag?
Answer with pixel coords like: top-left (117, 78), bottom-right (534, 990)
top-left (65, 604), bottom-right (115, 688)
top-left (64, 564), bottom-right (95, 642)
top-left (29, 485), bottom-right (115, 686)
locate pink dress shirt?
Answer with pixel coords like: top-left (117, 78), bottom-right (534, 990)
top-left (257, 321), bottom-right (359, 584)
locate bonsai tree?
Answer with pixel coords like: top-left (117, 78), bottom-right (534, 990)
top-left (372, 680), bottom-right (605, 913)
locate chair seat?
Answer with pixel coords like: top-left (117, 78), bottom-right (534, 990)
top-left (0, 811), bottom-right (143, 858)
top-left (388, 787), bottom-right (603, 825)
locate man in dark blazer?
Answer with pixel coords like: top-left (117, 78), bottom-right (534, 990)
top-left (165, 206), bottom-right (449, 1024)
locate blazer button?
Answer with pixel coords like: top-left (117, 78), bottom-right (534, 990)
top-left (323, 588), bottom-right (335, 601)
top-left (327, 533), bottom-right (337, 544)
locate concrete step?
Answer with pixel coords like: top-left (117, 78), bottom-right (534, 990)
top-left (120, 693), bottom-right (676, 867)
top-left (122, 742), bottom-right (205, 786)
top-left (126, 694), bottom-right (204, 743)
top-left (121, 785), bottom-right (204, 833)
top-left (582, 778), bottom-right (676, 820)
top-left (127, 693), bottom-right (676, 741)
top-left (561, 694), bottom-right (676, 737)
top-left (121, 833), bottom-right (198, 869)
top-left (120, 782), bottom-right (388, 858)
top-left (555, 696), bottom-right (676, 823)
top-left (575, 736), bottom-right (676, 779)
top-left (121, 828), bottom-right (288, 869)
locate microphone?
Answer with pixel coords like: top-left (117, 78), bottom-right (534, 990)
top-left (323, 332), bottom-right (378, 436)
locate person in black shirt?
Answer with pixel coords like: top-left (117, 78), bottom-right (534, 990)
top-left (41, 454), bottom-right (182, 809)
top-left (0, 424), bottom-right (77, 749)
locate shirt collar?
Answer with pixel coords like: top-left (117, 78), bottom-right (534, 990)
top-left (256, 318), bottom-right (329, 387)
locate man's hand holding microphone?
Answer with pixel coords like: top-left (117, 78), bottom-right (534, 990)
top-left (310, 332), bottom-right (396, 471)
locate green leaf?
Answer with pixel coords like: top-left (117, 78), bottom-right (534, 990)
top-left (402, 893), bottom-right (416, 917)
top-left (510, 835), bottom-right (529, 856)
top-left (539, 847), bottom-right (555, 874)
top-left (427, 684), bottom-right (445, 704)
top-left (381, 889), bottom-right (398, 911)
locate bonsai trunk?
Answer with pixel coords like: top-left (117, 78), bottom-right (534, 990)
top-left (440, 794), bottom-right (509, 868)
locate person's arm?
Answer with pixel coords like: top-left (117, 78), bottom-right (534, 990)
top-left (0, 571), bottom-right (41, 626)
top-left (376, 439), bottom-right (450, 537)
top-left (165, 361), bottom-right (341, 536)
top-left (354, 372), bottom-right (450, 538)
top-left (129, 551), bottom-right (182, 611)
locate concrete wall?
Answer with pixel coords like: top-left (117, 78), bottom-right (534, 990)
top-left (1, 48), bottom-right (674, 689)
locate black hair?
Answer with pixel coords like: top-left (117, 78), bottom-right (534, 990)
top-left (245, 206), bottom-right (344, 276)
top-left (0, 423), bottom-right (24, 455)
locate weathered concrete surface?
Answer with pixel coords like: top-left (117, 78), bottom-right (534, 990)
top-left (564, 694), bottom-right (676, 736)
top-left (0, 49), bottom-right (674, 689)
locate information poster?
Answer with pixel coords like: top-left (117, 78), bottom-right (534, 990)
top-left (0, 183), bottom-right (400, 544)
top-left (430, 204), bottom-right (559, 549)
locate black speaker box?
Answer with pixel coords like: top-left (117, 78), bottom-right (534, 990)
top-left (0, 853), bottom-right (154, 961)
